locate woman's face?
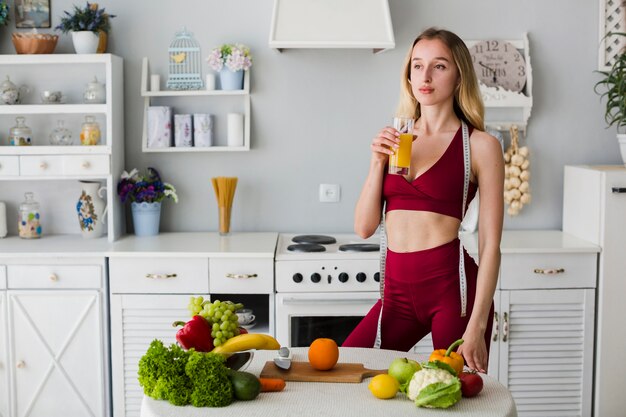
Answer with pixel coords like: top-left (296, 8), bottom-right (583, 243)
top-left (409, 38), bottom-right (460, 107)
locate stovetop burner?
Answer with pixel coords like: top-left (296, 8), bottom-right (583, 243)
top-left (287, 243), bottom-right (327, 252)
top-left (292, 234), bottom-right (337, 245)
top-left (338, 243), bottom-right (380, 252)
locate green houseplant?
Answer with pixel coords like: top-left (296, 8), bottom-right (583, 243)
top-left (594, 31), bottom-right (626, 164)
top-left (55, 2), bottom-right (115, 54)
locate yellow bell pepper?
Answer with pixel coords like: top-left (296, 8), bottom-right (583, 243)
top-left (428, 339), bottom-right (464, 375)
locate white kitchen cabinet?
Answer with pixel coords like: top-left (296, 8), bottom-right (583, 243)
top-left (3, 258), bottom-right (109, 417)
top-left (0, 266), bottom-right (9, 417)
top-left (563, 165), bottom-right (626, 417)
top-left (0, 54), bottom-right (124, 242)
top-left (140, 58), bottom-right (250, 152)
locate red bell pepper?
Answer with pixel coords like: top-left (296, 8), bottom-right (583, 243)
top-left (172, 315), bottom-right (214, 352)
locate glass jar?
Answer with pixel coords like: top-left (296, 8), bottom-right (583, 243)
top-left (83, 76), bottom-right (106, 104)
top-left (49, 119), bottom-right (73, 146)
top-left (80, 115), bottom-right (101, 145)
top-left (18, 192), bottom-right (42, 239)
top-left (8, 116), bottom-right (32, 146)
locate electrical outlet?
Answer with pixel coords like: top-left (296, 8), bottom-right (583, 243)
top-left (319, 184), bottom-right (340, 203)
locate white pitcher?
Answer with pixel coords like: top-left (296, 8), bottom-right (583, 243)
top-left (76, 180), bottom-right (108, 239)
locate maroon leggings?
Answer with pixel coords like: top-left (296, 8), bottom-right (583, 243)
top-left (343, 238), bottom-right (493, 352)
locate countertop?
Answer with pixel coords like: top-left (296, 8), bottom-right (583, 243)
top-left (140, 347), bottom-right (517, 417)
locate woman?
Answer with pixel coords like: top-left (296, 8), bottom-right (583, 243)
top-left (342, 28), bottom-right (504, 373)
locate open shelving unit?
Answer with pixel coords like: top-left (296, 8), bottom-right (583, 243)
top-left (140, 57), bottom-right (250, 152)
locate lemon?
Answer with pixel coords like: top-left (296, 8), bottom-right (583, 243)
top-left (368, 374), bottom-right (400, 399)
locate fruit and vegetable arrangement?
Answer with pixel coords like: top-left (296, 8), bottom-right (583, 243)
top-left (137, 297), bottom-right (285, 408)
top-left (369, 339), bottom-right (484, 409)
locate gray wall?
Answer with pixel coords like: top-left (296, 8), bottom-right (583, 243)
top-left (1, 0), bottom-right (613, 234)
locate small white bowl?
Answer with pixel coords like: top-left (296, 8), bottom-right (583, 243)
top-left (41, 90), bottom-right (63, 104)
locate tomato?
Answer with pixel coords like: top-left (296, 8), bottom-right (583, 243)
top-left (459, 371), bottom-right (483, 398)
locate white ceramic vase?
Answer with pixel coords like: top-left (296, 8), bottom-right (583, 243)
top-left (618, 134), bottom-right (626, 166)
top-left (71, 31), bottom-right (100, 54)
top-left (76, 180), bottom-right (108, 239)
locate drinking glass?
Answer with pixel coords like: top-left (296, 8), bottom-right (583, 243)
top-left (388, 117), bottom-right (414, 175)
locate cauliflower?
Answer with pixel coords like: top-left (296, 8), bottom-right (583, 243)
top-left (406, 367), bottom-right (461, 408)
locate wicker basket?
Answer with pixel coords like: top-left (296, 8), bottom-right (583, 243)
top-left (12, 33), bottom-right (59, 54)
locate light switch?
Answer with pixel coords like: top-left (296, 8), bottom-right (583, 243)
top-left (319, 184), bottom-right (340, 203)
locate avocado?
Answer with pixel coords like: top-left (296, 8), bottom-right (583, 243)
top-left (229, 370), bottom-right (261, 401)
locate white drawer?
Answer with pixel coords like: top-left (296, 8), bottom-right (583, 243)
top-left (20, 155), bottom-right (109, 176)
top-left (7, 265), bottom-right (102, 289)
top-left (209, 258), bottom-right (273, 294)
top-left (0, 156), bottom-right (19, 176)
top-left (109, 257), bottom-right (209, 294)
top-left (0, 265), bottom-right (6, 289)
top-left (500, 252), bottom-right (597, 290)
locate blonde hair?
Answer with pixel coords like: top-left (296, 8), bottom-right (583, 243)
top-left (396, 27), bottom-right (485, 131)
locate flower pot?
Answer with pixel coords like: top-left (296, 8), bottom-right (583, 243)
top-left (618, 134), bottom-right (626, 166)
top-left (131, 201), bottom-right (161, 237)
top-left (76, 181), bottom-right (108, 239)
top-left (71, 31), bottom-right (100, 54)
top-left (219, 69), bottom-right (244, 90)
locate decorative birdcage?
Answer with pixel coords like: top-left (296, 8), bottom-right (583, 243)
top-left (166, 27), bottom-right (203, 90)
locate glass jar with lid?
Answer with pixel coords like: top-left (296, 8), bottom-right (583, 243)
top-left (18, 192), bottom-right (42, 239)
top-left (8, 116), bottom-right (32, 146)
top-left (80, 115), bottom-right (101, 145)
top-left (83, 76), bottom-right (106, 104)
top-left (49, 119), bottom-right (73, 146)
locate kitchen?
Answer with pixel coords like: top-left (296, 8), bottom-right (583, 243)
top-left (0, 0), bottom-right (623, 417)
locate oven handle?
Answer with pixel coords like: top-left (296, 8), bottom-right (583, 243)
top-left (281, 297), bottom-right (379, 305)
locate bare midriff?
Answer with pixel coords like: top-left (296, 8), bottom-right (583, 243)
top-left (385, 210), bottom-right (460, 252)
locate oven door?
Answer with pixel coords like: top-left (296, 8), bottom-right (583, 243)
top-left (275, 292), bottom-right (379, 347)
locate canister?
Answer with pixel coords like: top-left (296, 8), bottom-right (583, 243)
top-left (193, 114), bottom-right (213, 147)
top-left (174, 114), bottom-right (193, 147)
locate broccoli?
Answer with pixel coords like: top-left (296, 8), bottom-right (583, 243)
top-left (137, 339), bottom-right (234, 408)
top-left (185, 351), bottom-right (234, 407)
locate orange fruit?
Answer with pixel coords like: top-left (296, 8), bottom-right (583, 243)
top-left (308, 338), bottom-right (339, 371)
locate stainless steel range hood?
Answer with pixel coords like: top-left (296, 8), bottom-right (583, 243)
top-left (269, 0), bottom-right (395, 54)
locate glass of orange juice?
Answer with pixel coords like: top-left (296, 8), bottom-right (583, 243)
top-left (388, 117), bottom-right (414, 175)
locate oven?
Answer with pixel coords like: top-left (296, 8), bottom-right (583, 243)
top-left (274, 234), bottom-right (381, 347)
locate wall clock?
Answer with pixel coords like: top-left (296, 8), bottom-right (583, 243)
top-left (469, 39), bottom-right (527, 93)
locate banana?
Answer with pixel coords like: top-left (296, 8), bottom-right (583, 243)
top-left (212, 333), bottom-right (280, 354)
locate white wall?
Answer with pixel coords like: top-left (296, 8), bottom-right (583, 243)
top-left (0, 0), bottom-right (613, 234)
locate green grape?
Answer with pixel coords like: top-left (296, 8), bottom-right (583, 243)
top-left (212, 323), bottom-right (220, 331)
top-left (216, 331), bottom-right (223, 339)
top-left (213, 300), bottom-right (221, 306)
top-left (214, 311), bottom-right (223, 319)
top-left (214, 338), bottom-right (222, 346)
top-left (219, 321), bottom-right (228, 330)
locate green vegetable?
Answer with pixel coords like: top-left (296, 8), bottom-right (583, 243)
top-left (229, 370), bottom-right (261, 401)
top-left (186, 350), bottom-right (234, 407)
top-left (137, 339), bottom-right (234, 407)
top-left (414, 379), bottom-right (462, 409)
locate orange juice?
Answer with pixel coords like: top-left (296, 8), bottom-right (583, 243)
top-left (388, 133), bottom-right (412, 175)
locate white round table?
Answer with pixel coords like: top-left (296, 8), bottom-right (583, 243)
top-left (141, 347), bottom-right (517, 417)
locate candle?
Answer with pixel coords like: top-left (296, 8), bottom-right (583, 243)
top-left (150, 74), bottom-right (160, 92)
top-left (227, 113), bottom-right (244, 147)
top-left (205, 73), bottom-right (216, 91)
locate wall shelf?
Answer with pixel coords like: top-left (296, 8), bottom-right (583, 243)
top-left (140, 57), bottom-right (250, 153)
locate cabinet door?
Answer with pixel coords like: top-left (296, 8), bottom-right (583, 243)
top-left (0, 291), bottom-right (8, 417)
top-left (110, 294), bottom-right (192, 417)
top-left (499, 289), bottom-right (594, 417)
top-left (8, 290), bottom-right (105, 417)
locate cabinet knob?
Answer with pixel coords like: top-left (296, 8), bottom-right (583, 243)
top-left (16, 360), bottom-right (25, 369)
top-left (81, 161), bottom-right (91, 169)
top-left (492, 311), bottom-right (499, 342)
top-left (533, 268), bottom-right (565, 275)
top-left (502, 312), bottom-right (509, 343)
top-left (145, 273), bottom-right (177, 279)
top-left (225, 273), bottom-right (258, 279)
top-left (39, 162), bottom-right (48, 170)
top-left (49, 274), bottom-right (59, 282)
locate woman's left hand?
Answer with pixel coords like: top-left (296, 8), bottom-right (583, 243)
top-left (457, 330), bottom-right (488, 373)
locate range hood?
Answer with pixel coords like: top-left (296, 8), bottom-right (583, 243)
top-left (269, 0), bottom-right (395, 54)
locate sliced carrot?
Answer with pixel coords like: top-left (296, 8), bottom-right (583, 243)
top-left (259, 377), bottom-right (286, 392)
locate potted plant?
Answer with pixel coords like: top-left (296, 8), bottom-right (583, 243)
top-left (207, 43), bottom-right (253, 90)
top-left (55, 2), bottom-right (115, 54)
top-left (0, 1), bottom-right (9, 27)
top-left (117, 167), bottom-right (178, 236)
top-left (595, 31), bottom-right (626, 164)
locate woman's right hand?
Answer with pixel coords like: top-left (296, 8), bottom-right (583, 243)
top-left (370, 126), bottom-right (400, 164)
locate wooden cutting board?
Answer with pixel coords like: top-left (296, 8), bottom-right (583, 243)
top-left (260, 361), bottom-right (387, 383)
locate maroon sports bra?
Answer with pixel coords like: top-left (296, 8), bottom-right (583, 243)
top-left (383, 124), bottom-right (477, 220)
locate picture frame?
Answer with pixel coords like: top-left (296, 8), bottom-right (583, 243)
top-left (15, 0), bottom-right (51, 29)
